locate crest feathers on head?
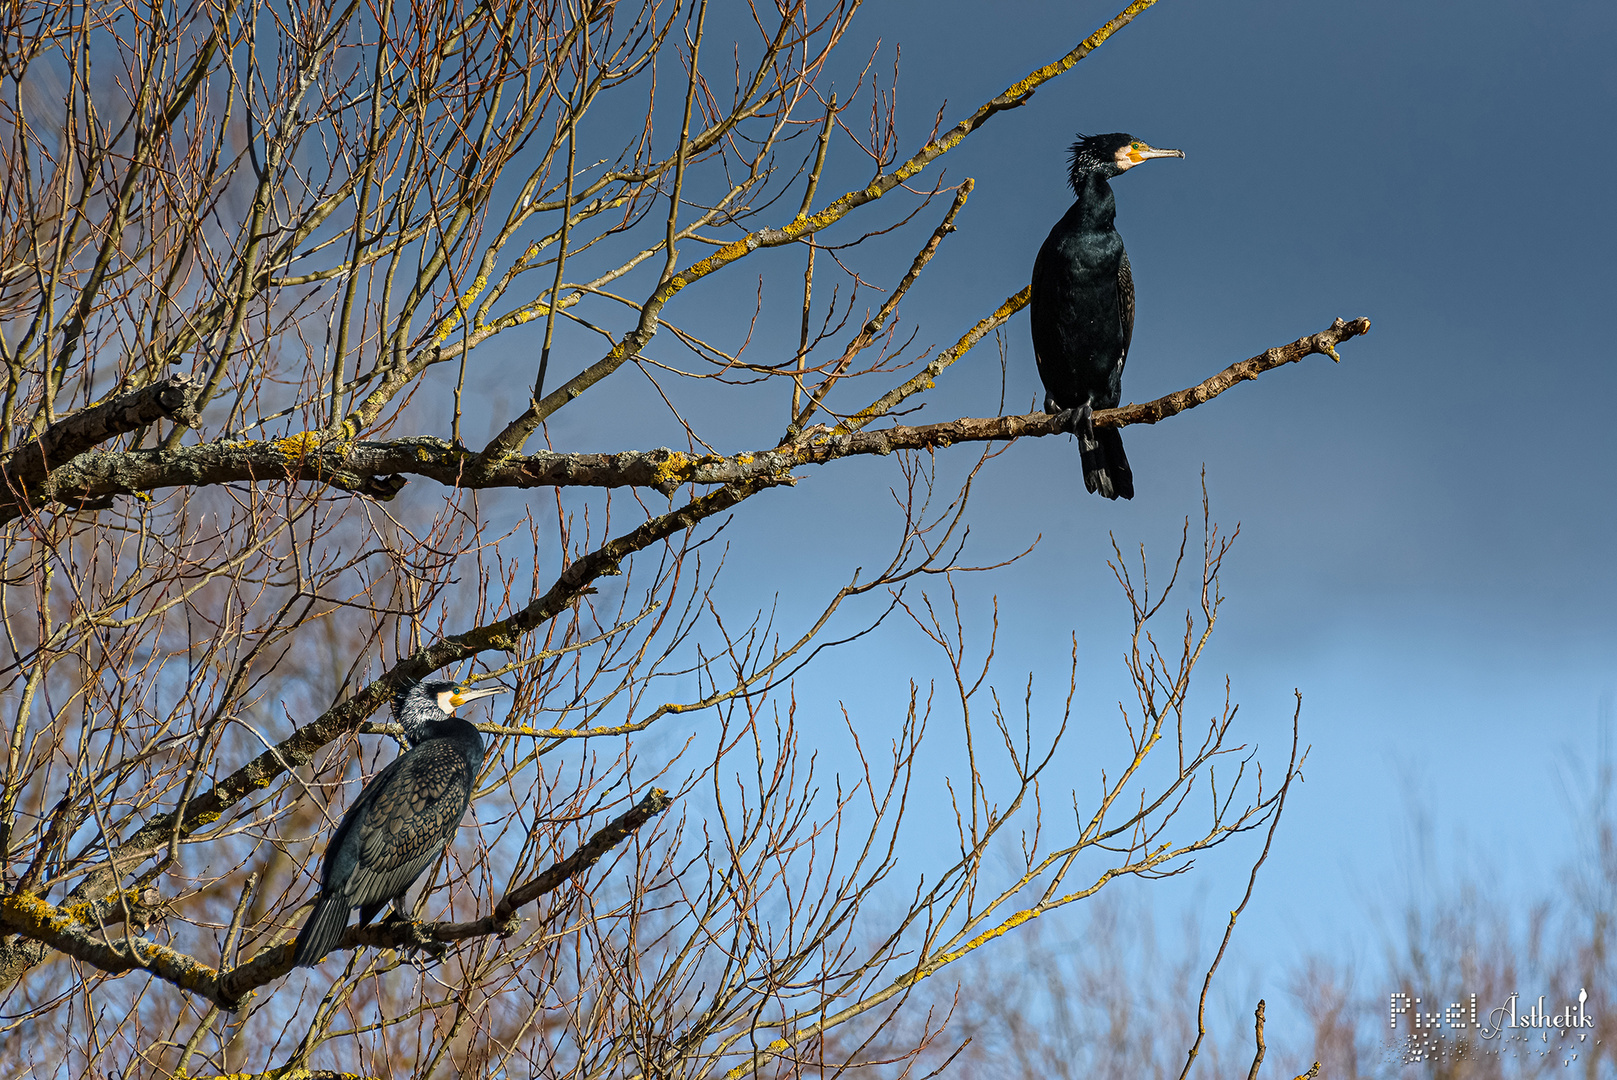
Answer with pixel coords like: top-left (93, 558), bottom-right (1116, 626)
top-left (1066, 132), bottom-right (1132, 191)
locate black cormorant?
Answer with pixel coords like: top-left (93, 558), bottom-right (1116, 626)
top-left (1031, 132), bottom-right (1183, 500)
top-left (292, 678), bottom-right (504, 967)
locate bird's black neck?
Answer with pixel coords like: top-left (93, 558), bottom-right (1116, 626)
top-left (1064, 171), bottom-right (1118, 234)
top-left (417, 715), bottom-right (486, 766)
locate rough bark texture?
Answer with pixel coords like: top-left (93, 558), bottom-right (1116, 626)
top-left (0, 373), bottom-right (200, 507)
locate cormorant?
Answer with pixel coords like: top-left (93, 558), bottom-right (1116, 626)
top-left (1031, 132), bottom-right (1184, 500)
top-left (292, 678), bottom-right (504, 967)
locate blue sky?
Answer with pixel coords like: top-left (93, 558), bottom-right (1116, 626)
top-left (824, 0), bottom-right (1617, 1037)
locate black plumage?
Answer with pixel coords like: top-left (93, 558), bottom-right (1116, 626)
top-left (1031, 132), bottom-right (1183, 500)
top-left (292, 678), bottom-right (503, 967)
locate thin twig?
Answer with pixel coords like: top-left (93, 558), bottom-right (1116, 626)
top-left (1247, 999), bottom-right (1266, 1080)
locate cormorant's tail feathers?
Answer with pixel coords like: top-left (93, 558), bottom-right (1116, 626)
top-left (292, 895), bottom-right (352, 968)
top-left (1079, 425), bottom-right (1133, 501)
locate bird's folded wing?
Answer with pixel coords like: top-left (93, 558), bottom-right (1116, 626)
top-left (1118, 249), bottom-right (1134, 357)
top-left (343, 741), bottom-right (474, 905)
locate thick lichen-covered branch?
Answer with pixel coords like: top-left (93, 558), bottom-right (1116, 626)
top-left (0, 888), bottom-right (217, 996)
top-left (3, 317), bottom-right (1368, 519)
top-left (0, 374), bottom-right (199, 505)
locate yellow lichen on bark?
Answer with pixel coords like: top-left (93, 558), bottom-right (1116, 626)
top-left (0, 892), bottom-right (77, 936)
top-left (432, 272), bottom-right (490, 345)
top-left (270, 431), bottom-right (322, 459)
top-left (650, 451), bottom-right (694, 489)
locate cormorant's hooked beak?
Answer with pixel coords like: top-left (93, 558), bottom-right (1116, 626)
top-left (450, 684), bottom-right (506, 708)
top-left (1128, 144), bottom-right (1185, 165)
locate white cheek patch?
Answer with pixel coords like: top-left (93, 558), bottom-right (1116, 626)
top-left (1113, 149), bottom-right (1138, 171)
top-left (437, 691), bottom-right (456, 713)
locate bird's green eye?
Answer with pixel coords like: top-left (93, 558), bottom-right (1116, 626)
top-left (1131, 142), bottom-right (1142, 149)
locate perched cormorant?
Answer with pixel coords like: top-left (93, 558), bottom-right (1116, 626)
top-left (292, 678), bottom-right (504, 967)
top-left (1031, 132), bottom-right (1184, 500)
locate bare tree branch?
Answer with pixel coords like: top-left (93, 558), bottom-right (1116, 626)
top-left (2, 318), bottom-right (1368, 520)
top-left (0, 374), bottom-right (199, 495)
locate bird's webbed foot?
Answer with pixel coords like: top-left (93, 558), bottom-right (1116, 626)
top-left (378, 911), bottom-right (450, 962)
top-left (1052, 403), bottom-right (1096, 441)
